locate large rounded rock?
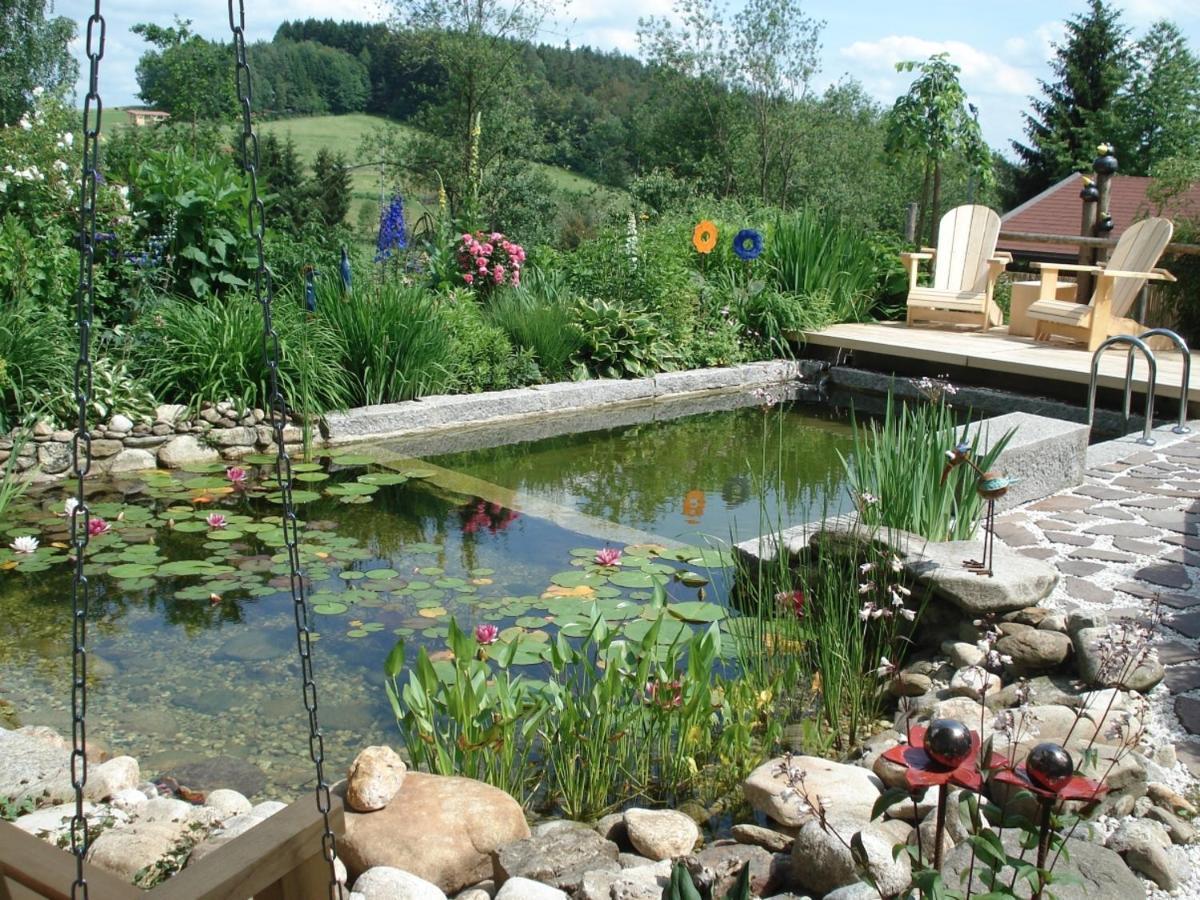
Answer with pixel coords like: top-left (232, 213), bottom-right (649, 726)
top-left (86, 820), bottom-right (191, 880)
top-left (345, 746), bottom-right (406, 813)
top-left (1074, 627), bottom-right (1164, 692)
top-left (352, 866), bottom-right (447, 900)
top-left (336, 773), bottom-right (529, 895)
top-left (743, 756), bottom-right (883, 828)
top-left (108, 448), bottom-right (157, 474)
top-left (686, 842), bottom-right (790, 898)
top-left (158, 435), bottom-right (220, 468)
top-left (789, 819), bottom-right (857, 895)
top-left (623, 808), bottom-right (699, 860)
top-left (495, 877), bottom-right (568, 900)
top-left (905, 540), bottom-right (1057, 614)
top-left (942, 829), bottom-right (1145, 898)
top-left (850, 824), bottom-right (912, 897)
top-left (997, 630), bottom-right (1071, 674)
top-left (1106, 818), bottom-right (1184, 891)
top-left (492, 820), bottom-right (619, 893)
top-left (84, 756), bottom-right (140, 801)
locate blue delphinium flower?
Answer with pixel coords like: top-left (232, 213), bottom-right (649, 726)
top-left (732, 228), bottom-right (764, 261)
top-left (376, 195), bottom-right (407, 262)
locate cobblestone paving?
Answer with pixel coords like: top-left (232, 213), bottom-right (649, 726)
top-left (993, 432), bottom-right (1200, 773)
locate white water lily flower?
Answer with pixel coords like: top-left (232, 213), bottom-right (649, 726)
top-left (63, 497), bottom-right (80, 517)
top-left (10, 535), bottom-right (38, 554)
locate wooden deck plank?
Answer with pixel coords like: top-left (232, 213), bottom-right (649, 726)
top-left (800, 322), bottom-right (1198, 402)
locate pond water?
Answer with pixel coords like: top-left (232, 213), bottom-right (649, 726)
top-left (0, 398), bottom-right (854, 799)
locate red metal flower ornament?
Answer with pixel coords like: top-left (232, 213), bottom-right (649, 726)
top-left (882, 720), bottom-right (1006, 793)
top-left (992, 742), bottom-right (1108, 803)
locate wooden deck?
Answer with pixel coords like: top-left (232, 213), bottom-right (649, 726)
top-left (799, 322), bottom-right (1198, 408)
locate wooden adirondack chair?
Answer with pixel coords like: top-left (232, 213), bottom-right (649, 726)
top-left (1026, 217), bottom-right (1176, 351)
top-left (903, 205), bottom-right (1010, 330)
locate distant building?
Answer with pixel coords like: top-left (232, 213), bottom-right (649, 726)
top-left (125, 108), bottom-right (170, 127)
top-left (999, 173), bottom-right (1200, 262)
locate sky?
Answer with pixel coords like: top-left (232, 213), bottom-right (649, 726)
top-left (54, 0), bottom-right (1200, 154)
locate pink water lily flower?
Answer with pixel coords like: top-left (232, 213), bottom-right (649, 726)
top-left (595, 547), bottom-right (622, 567)
top-left (475, 623), bottom-right (500, 645)
top-left (206, 513), bottom-right (228, 530)
top-left (226, 466), bottom-right (248, 485)
top-left (87, 518), bottom-right (110, 536)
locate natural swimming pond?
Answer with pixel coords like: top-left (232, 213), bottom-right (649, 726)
top-left (0, 396), bottom-right (855, 798)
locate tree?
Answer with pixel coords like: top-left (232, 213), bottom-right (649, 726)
top-left (0, 0), bottom-right (77, 127)
top-left (1012, 0), bottom-right (1129, 198)
top-left (1116, 21), bottom-right (1200, 176)
top-left (391, 0), bottom-right (562, 222)
top-left (638, 0), bottom-right (823, 203)
top-left (132, 19), bottom-right (237, 129)
top-left (259, 133), bottom-right (308, 233)
top-left (885, 53), bottom-right (990, 245)
top-left (309, 148), bottom-right (352, 229)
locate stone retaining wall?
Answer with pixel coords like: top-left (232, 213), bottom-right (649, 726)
top-left (1, 361), bottom-right (807, 482)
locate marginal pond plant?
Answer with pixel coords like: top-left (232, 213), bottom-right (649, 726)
top-left (385, 597), bottom-right (785, 820)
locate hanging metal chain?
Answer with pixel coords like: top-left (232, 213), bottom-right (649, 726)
top-left (227, 5), bottom-right (343, 897)
top-left (67, 3), bottom-right (106, 897)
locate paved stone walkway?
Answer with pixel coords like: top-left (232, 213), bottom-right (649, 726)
top-left (992, 431), bottom-right (1200, 774)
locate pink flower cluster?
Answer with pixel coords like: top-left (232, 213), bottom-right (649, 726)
top-left (456, 231), bottom-right (526, 290)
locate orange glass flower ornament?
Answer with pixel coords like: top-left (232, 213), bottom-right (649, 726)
top-left (692, 220), bottom-right (718, 254)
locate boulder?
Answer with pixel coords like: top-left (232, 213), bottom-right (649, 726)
top-left (850, 824), bottom-right (912, 897)
top-left (904, 540), bottom-right (1058, 615)
top-left (494, 878), bottom-right (568, 900)
top-left (1073, 627), bottom-right (1164, 692)
top-left (345, 746), bottom-right (406, 813)
top-left (743, 756), bottom-right (883, 828)
top-left (948, 666), bottom-right (1001, 702)
top-left (942, 829), bottom-right (1144, 899)
top-left (336, 774), bottom-right (529, 895)
top-left (996, 630), bottom-right (1072, 674)
top-left (623, 808), bottom-right (700, 860)
top-left (686, 842), bottom-right (790, 898)
top-left (109, 448), bottom-right (157, 474)
top-left (730, 823), bottom-right (792, 853)
top-left (84, 755), bottom-right (140, 801)
top-left (0, 726), bottom-right (74, 805)
top-left (204, 788), bottom-right (252, 819)
top-left (352, 867), bottom-right (447, 900)
top-left (579, 860), bottom-right (671, 900)
top-left (789, 819), bottom-right (858, 895)
top-left (492, 820), bottom-right (619, 893)
top-left (86, 819), bottom-right (192, 881)
top-left (1106, 818), bottom-right (1183, 891)
top-left (157, 435), bottom-right (220, 468)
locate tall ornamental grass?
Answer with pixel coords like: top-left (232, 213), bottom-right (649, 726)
top-left (842, 390), bottom-right (1014, 542)
top-left (764, 209), bottom-right (882, 323)
top-left (0, 295), bottom-right (72, 430)
top-left (484, 268), bottom-right (583, 383)
top-left (132, 293), bottom-right (352, 414)
top-left (315, 279), bottom-right (455, 406)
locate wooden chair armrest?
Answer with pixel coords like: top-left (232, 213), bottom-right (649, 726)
top-left (992, 251), bottom-right (1013, 262)
top-left (1031, 261), bottom-right (1103, 274)
top-left (900, 252), bottom-right (934, 262)
top-left (1098, 268), bottom-right (1176, 281)
top-left (986, 256), bottom-right (1010, 268)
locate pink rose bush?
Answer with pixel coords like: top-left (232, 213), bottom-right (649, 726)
top-left (456, 231), bottom-right (526, 293)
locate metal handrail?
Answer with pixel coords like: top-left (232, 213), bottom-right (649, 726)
top-left (1138, 329), bottom-right (1192, 434)
top-left (1088, 335), bottom-right (1158, 444)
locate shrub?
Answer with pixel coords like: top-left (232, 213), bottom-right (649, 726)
top-left (484, 269), bottom-right (583, 382)
top-left (314, 278), bottom-right (455, 406)
top-left (131, 292), bottom-right (352, 414)
top-left (442, 294), bottom-right (535, 392)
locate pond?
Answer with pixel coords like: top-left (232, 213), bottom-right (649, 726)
top-left (0, 396), bottom-right (855, 799)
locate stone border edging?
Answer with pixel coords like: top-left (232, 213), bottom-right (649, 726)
top-left (321, 361), bottom-right (805, 444)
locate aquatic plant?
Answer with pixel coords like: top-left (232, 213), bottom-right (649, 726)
top-left (386, 607), bottom-right (781, 817)
top-left (594, 547), bottom-right (621, 567)
top-left (205, 513), bottom-right (227, 530)
top-left (474, 623), bottom-right (499, 645)
top-left (87, 518), bottom-right (110, 536)
top-left (225, 466), bottom-right (248, 485)
top-left (9, 535), bottom-right (38, 554)
top-left (841, 386), bottom-right (1015, 542)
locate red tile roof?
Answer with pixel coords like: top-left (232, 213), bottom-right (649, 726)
top-left (999, 173), bottom-right (1200, 259)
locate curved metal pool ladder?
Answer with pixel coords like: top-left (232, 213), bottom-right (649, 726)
top-left (1088, 335), bottom-right (1157, 445)
top-left (1138, 329), bottom-right (1192, 434)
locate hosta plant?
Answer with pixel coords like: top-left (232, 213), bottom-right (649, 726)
top-left (569, 297), bottom-right (676, 380)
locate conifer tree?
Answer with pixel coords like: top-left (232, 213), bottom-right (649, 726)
top-left (1117, 21), bottom-right (1200, 175)
top-left (1012, 0), bottom-right (1129, 198)
top-left (309, 148), bottom-right (352, 229)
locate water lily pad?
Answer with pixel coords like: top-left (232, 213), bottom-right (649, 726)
top-left (417, 566), bottom-right (445, 576)
top-left (106, 563), bottom-right (159, 580)
top-left (294, 472), bottom-right (330, 483)
top-left (686, 548), bottom-right (735, 568)
top-left (609, 570), bottom-right (666, 589)
top-left (346, 629), bottom-right (370, 638)
top-left (267, 490), bottom-right (321, 504)
top-left (325, 483), bottom-right (379, 497)
top-left (357, 473), bottom-right (408, 486)
top-left (418, 606), bottom-right (447, 618)
top-left (677, 571), bottom-right (710, 587)
top-left (405, 542), bottom-right (439, 553)
top-left (550, 570), bottom-right (607, 589)
top-left (623, 617), bottom-right (691, 645)
top-left (206, 530), bottom-right (245, 541)
top-left (365, 568), bottom-right (400, 581)
top-left (171, 521), bottom-right (210, 533)
top-left (667, 601), bottom-right (726, 623)
top-left (434, 577), bottom-right (466, 588)
top-left (313, 601), bottom-right (349, 615)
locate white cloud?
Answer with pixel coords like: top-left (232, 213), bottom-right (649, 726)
top-left (841, 36), bottom-right (1037, 97)
top-left (1120, 0), bottom-right (1200, 25)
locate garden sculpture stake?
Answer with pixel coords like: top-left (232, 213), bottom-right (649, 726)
top-left (941, 442), bottom-right (1017, 577)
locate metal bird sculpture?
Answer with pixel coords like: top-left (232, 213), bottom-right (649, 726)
top-left (340, 246), bottom-right (352, 293)
top-left (303, 265), bottom-right (318, 313)
top-left (941, 442), bottom-right (1018, 577)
